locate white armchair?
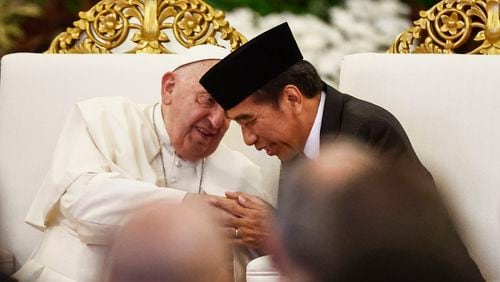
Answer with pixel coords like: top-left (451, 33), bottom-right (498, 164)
top-left (246, 256), bottom-right (280, 282)
top-left (338, 1), bottom-right (500, 279)
top-left (339, 53), bottom-right (500, 281)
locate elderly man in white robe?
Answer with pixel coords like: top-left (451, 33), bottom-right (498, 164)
top-left (13, 45), bottom-right (272, 282)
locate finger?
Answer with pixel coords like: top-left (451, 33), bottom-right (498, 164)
top-left (225, 215), bottom-right (244, 227)
top-left (223, 227), bottom-right (239, 239)
top-left (237, 195), bottom-right (267, 210)
top-left (237, 226), bottom-right (268, 251)
top-left (220, 228), bottom-right (245, 245)
top-left (226, 191), bottom-right (261, 203)
top-left (211, 197), bottom-right (248, 217)
top-left (212, 209), bottom-right (237, 225)
top-left (225, 191), bottom-right (266, 209)
top-left (225, 191), bottom-right (241, 200)
top-left (217, 213), bottom-right (244, 228)
top-left (223, 227), bottom-right (248, 246)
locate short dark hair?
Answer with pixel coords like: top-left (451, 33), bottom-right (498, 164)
top-left (252, 60), bottom-right (324, 107)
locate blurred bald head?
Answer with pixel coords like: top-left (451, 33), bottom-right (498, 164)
top-left (275, 139), bottom-right (483, 282)
top-left (105, 201), bottom-right (231, 282)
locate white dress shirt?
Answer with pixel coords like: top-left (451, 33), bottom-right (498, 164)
top-left (303, 92), bottom-right (326, 159)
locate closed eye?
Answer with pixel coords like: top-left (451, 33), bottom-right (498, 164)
top-left (237, 118), bottom-right (257, 128)
top-left (234, 114), bottom-right (254, 126)
top-left (197, 94), bottom-right (216, 107)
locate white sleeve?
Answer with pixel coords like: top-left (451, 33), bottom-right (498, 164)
top-left (59, 172), bottom-right (186, 245)
top-left (33, 102), bottom-right (187, 245)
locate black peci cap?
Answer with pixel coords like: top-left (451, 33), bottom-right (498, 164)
top-left (199, 22), bottom-right (303, 111)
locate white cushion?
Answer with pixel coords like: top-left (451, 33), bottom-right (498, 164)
top-left (0, 53), bottom-right (280, 268)
top-left (339, 53), bottom-right (500, 281)
top-left (246, 256), bottom-right (280, 282)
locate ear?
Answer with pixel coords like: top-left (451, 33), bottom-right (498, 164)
top-left (161, 72), bottom-right (176, 105)
top-left (280, 84), bottom-right (303, 114)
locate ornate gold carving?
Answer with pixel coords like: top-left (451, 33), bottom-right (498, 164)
top-left (47, 0), bottom-right (246, 54)
top-left (389, 0), bottom-right (500, 54)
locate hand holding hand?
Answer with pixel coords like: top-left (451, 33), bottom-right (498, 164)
top-left (210, 191), bottom-right (273, 254)
top-left (182, 193), bottom-right (235, 231)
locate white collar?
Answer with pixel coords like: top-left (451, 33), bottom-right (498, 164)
top-left (303, 92), bottom-right (326, 159)
top-left (153, 103), bottom-right (174, 155)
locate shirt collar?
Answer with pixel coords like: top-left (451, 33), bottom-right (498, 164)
top-left (303, 92), bottom-right (326, 159)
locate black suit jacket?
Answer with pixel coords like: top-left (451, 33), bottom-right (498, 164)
top-left (279, 83), bottom-right (429, 190)
top-left (320, 83), bottom-right (417, 160)
top-left (281, 83), bottom-right (427, 175)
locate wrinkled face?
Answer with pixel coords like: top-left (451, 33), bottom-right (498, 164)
top-left (162, 60), bottom-right (229, 161)
top-left (227, 93), bottom-right (303, 162)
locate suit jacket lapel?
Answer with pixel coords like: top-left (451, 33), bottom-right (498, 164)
top-left (320, 83), bottom-right (344, 143)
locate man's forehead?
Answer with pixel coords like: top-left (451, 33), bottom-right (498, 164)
top-left (227, 104), bottom-right (269, 123)
top-left (225, 94), bottom-right (260, 120)
top-left (226, 111), bottom-right (253, 121)
top-left (225, 108), bottom-right (243, 120)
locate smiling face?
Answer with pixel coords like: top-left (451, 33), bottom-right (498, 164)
top-left (161, 60), bottom-right (229, 161)
top-left (227, 85), bottom-right (313, 162)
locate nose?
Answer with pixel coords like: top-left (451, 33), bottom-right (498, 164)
top-left (208, 105), bottom-right (227, 129)
top-left (241, 126), bottom-right (257, 146)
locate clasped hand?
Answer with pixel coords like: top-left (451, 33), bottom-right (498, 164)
top-left (183, 191), bottom-right (272, 254)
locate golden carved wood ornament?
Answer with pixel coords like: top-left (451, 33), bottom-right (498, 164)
top-left (390, 0), bottom-right (500, 54)
top-left (47, 0), bottom-right (246, 54)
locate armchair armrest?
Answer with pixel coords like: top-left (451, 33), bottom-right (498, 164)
top-left (246, 255), bottom-right (280, 282)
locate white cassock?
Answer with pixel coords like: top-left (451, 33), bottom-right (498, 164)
top-left (14, 96), bottom-right (273, 282)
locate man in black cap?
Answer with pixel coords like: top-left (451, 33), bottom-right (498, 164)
top-left (200, 22), bottom-right (431, 254)
top-left (200, 22), bottom-right (421, 164)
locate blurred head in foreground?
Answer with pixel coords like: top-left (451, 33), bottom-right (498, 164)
top-left (273, 138), bottom-right (483, 282)
top-left (105, 201), bottom-right (231, 282)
